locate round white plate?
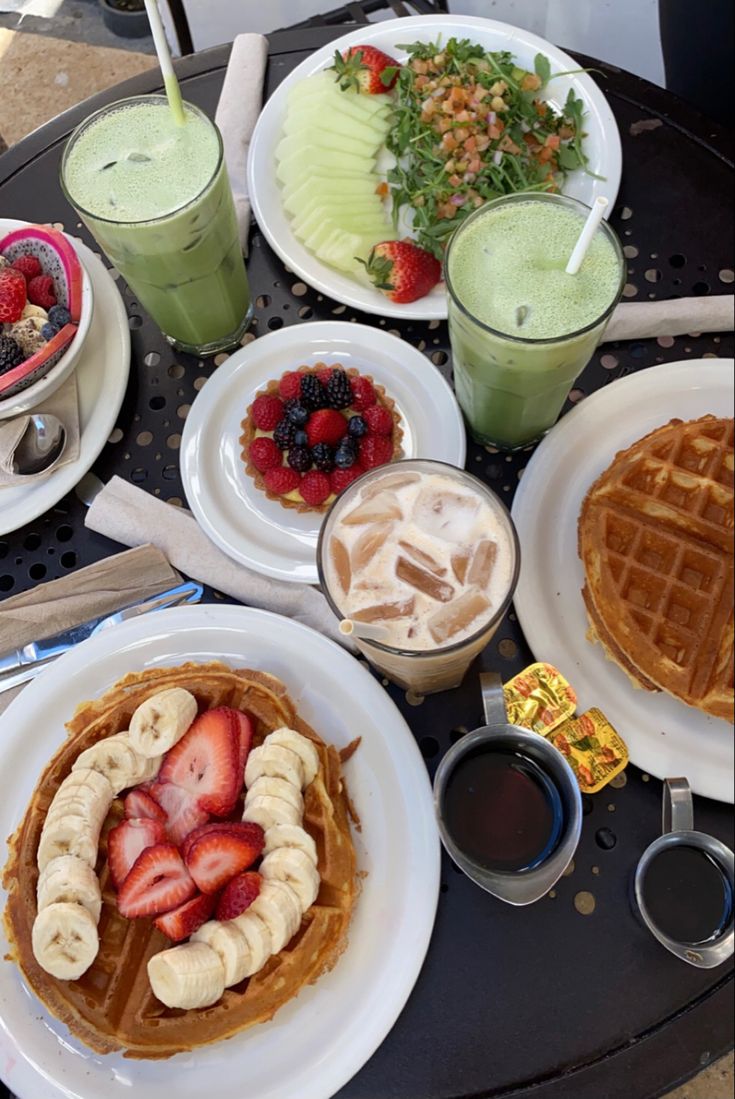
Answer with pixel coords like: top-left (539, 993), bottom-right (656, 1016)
top-left (180, 320), bottom-right (466, 583)
top-left (512, 360), bottom-right (734, 803)
top-left (0, 605), bottom-right (440, 1099)
top-left (0, 239), bottom-right (130, 535)
top-left (247, 13), bottom-right (622, 321)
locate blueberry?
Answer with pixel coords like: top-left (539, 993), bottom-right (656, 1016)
top-left (347, 415), bottom-right (367, 438)
top-left (334, 446), bottom-right (355, 469)
top-left (293, 430), bottom-right (308, 447)
top-left (41, 323), bottom-right (57, 341)
top-left (47, 304), bottom-right (71, 331)
top-left (286, 401), bottom-right (308, 426)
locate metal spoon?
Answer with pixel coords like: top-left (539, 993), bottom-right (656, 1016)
top-left (12, 414), bottom-right (67, 476)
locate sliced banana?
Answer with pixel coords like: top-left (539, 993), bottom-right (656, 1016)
top-left (32, 901), bottom-right (99, 980)
top-left (244, 744), bottom-right (304, 789)
top-left (36, 855), bottom-right (102, 922)
top-left (39, 769), bottom-right (113, 871)
top-left (249, 879), bottom-right (301, 954)
top-left (123, 736), bottom-right (163, 784)
top-left (37, 816), bottom-right (98, 872)
top-left (231, 910), bottom-right (272, 976)
top-left (263, 823), bottom-right (318, 867)
top-left (21, 302), bottom-right (48, 320)
top-left (72, 734), bottom-right (141, 794)
top-left (261, 847), bottom-right (320, 912)
top-left (129, 688), bottom-right (198, 758)
top-left (147, 941), bottom-right (226, 1009)
top-left (265, 728), bottom-right (320, 787)
top-left (244, 776), bottom-right (303, 815)
top-left (242, 794), bottom-right (301, 831)
top-left (191, 920), bottom-right (251, 986)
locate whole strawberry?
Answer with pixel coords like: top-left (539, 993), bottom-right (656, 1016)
top-left (0, 268), bottom-right (27, 324)
top-left (331, 46), bottom-right (399, 95)
top-left (360, 240), bottom-right (441, 304)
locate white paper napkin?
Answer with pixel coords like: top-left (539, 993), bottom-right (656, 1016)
top-left (604, 295), bottom-right (734, 343)
top-left (85, 476), bottom-right (354, 651)
top-left (215, 33), bottom-right (269, 254)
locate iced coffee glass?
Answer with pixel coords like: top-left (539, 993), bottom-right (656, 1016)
top-left (317, 459), bottom-right (520, 694)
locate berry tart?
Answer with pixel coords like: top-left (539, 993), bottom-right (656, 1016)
top-left (239, 363), bottom-right (403, 513)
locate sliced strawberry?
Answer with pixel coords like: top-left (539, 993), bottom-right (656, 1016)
top-left (154, 891), bottom-right (216, 942)
top-left (216, 872), bottom-right (261, 921)
top-left (124, 789), bottom-right (167, 823)
top-left (149, 781), bottom-right (209, 845)
top-left (185, 831), bottom-right (262, 894)
top-left (107, 818), bottom-right (167, 889)
top-left (158, 707), bottom-right (240, 816)
top-left (180, 820), bottom-right (264, 862)
top-left (233, 710), bottom-right (254, 778)
top-left (117, 843), bottom-right (196, 918)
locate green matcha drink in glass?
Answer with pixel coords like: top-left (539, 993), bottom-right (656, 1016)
top-left (445, 192), bottom-right (625, 450)
top-left (60, 95), bottom-right (252, 356)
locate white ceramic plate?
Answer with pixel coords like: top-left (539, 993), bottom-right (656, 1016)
top-left (512, 360), bottom-right (734, 803)
top-left (0, 239), bottom-right (130, 535)
top-left (0, 605), bottom-right (440, 1099)
top-left (247, 13), bottom-right (622, 321)
top-left (180, 320), bottom-right (466, 583)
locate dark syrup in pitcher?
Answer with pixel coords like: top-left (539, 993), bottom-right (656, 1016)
top-left (641, 845), bottom-right (733, 944)
top-left (443, 747), bottom-right (564, 872)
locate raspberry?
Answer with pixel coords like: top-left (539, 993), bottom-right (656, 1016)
top-left (287, 445), bottom-right (312, 473)
top-left (251, 394), bottom-right (284, 431)
top-left (359, 435), bottom-right (393, 469)
top-left (0, 268), bottom-right (27, 324)
top-left (11, 255), bottom-right (42, 282)
top-left (27, 275), bottom-right (56, 309)
top-left (248, 436), bottom-right (282, 472)
top-left (306, 409), bottom-right (349, 448)
top-left (317, 366), bottom-right (334, 387)
top-left (350, 376), bottom-right (376, 412)
top-left (299, 471), bottom-right (331, 506)
top-left (278, 372), bottom-right (302, 400)
top-left (330, 466), bottom-right (365, 495)
top-left (263, 467), bottom-right (300, 495)
top-left (300, 373), bottom-right (328, 410)
top-left (363, 405), bottom-right (394, 435)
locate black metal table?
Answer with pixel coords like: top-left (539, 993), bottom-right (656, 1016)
top-left (0, 25), bottom-right (733, 1099)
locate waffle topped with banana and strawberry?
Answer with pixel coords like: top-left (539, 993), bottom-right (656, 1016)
top-left (3, 663), bottom-right (357, 1057)
top-left (240, 363), bottom-right (403, 512)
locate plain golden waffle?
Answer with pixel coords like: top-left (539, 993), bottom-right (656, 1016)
top-left (3, 662), bottom-right (357, 1058)
top-left (578, 416), bottom-right (734, 721)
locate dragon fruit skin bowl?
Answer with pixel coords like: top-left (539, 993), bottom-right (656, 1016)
top-left (0, 219), bottom-right (94, 419)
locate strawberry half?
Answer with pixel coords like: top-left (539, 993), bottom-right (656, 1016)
top-left (233, 710), bottom-right (254, 778)
top-left (185, 831), bottom-right (262, 894)
top-left (148, 781), bottom-right (209, 845)
top-left (331, 45), bottom-right (399, 95)
top-left (306, 409), bottom-right (348, 448)
top-left (0, 268), bottom-right (27, 324)
top-left (117, 843), bottom-right (196, 918)
top-left (180, 820), bottom-right (264, 862)
top-left (360, 240), bottom-right (442, 303)
top-left (124, 789), bottom-right (167, 824)
top-left (154, 891), bottom-right (216, 942)
top-left (158, 707), bottom-right (241, 816)
top-left (216, 872), bottom-right (261, 921)
top-left (107, 818), bottom-right (167, 890)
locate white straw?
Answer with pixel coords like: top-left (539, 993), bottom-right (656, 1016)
top-left (565, 196), bottom-right (609, 275)
top-left (339, 618), bottom-right (391, 643)
top-left (144, 0), bottom-right (186, 126)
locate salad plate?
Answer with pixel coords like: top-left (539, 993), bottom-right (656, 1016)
top-left (247, 14), bottom-right (622, 321)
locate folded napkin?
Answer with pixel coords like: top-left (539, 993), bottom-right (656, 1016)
top-left (85, 477), bottom-right (353, 651)
top-left (0, 544), bottom-right (181, 714)
top-left (603, 295), bottom-right (733, 343)
top-left (216, 33), bottom-right (269, 254)
top-left (0, 373), bottom-right (80, 486)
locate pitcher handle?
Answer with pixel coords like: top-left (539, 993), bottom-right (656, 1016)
top-left (480, 672), bottom-right (508, 727)
top-left (663, 777), bottom-right (694, 834)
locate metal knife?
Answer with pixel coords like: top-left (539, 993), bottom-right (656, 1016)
top-left (0, 580), bottom-right (203, 694)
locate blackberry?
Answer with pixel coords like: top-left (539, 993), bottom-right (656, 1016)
top-left (293, 429), bottom-right (308, 447)
top-left (300, 373), bottom-right (328, 410)
top-left (0, 336), bottom-right (24, 375)
top-left (284, 399), bottom-right (309, 426)
top-left (287, 445), bottom-right (313, 473)
top-left (325, 368), bottom-right (352, 410)
top-left (273, 418), bottom-right (296, 450)
top-left (311, 443), bottom-right (334, 472)
top-left (334, 445), bottom-right (356, 470)
top-left (347, 414), bottom-right (367, 438)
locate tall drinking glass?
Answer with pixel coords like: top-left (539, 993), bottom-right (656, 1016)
top-left (445, 193), bottom-right (626, 450)
top-left (61, 95), bottom-right (252, 356)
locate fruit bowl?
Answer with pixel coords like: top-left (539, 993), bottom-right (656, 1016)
top-left (0, 218), bottom-right (94, 420)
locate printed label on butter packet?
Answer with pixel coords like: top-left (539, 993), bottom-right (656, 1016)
top-left (503, 662), bottom-right (577, 735)
top-left (548, 708), bottom-right (629, 794)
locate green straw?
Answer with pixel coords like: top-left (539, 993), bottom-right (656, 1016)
top-left (144, 0), bottom-right (186, 126)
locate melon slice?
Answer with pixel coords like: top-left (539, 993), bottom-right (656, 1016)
top-left (276, 128), bottom-right (374, 159)
top-left (0, 225), bottom-right (83, 321)
top-left (282, 174), bottom-right (380, 204)
top-left (289, 73), bottom-right (392, 116)
top-left (282, 108), bottom-right (385, 148)
top-left (276, 149), bottom-right (375, 185)
top-left (285, 189), bottom-right (385, 221)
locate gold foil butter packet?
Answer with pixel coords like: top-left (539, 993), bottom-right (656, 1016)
top-left (503, 662), bottom-right (577, 735)
top-left (547, 708), bottom-right (629, 794)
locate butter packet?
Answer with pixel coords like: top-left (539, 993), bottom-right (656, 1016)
top-left (547, 708), bottom-right (629, 794)
top-left (503, 662), bottom-right (577, 735)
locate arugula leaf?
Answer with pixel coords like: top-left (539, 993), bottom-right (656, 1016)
top-left (534, 52), bottom-right (551, 85)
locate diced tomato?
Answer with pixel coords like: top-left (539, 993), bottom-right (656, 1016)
top-left (545, 134), bottom-right (561, 150)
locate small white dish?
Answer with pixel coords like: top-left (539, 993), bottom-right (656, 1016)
top-left (512, 359), bottom-right (734, 803)
top-left (180, 320), bottom-right (466, 583)
top-left (247, 13), bottom-right (623, 321)
top-left (0, 604), bottom-right (440, 1099)
top-left (0, 218), bottom-right (94, 419)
